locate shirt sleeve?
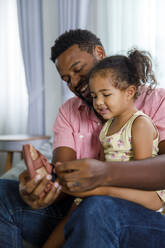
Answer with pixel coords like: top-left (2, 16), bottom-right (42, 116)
top-left (52, 102), bottom-right (76, 152)
top-left (152, 97), bottom-right (165, 143)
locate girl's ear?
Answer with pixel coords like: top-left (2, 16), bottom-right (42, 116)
top-left (93, 46), bottom-right (106, 60)
top-left (126, 85), bottom-right (136, 99)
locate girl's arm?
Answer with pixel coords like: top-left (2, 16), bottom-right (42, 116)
top-left (67, 186), bottom-right (162, 211)
top-left (131, 116), bottom-right (157, 160)
top-left (129, 115), bottom-right (163, 209)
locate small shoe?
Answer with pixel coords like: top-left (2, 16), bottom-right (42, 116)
top-left (22, 144), bottom-right (54, 179)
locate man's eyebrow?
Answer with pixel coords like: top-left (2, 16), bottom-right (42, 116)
top-left (60, 61), bottom-right (81, 79)
top-left (69, 61), bottom-right (80, 70)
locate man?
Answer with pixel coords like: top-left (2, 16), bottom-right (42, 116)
top-left (1, 29), bottom-right (165, 247)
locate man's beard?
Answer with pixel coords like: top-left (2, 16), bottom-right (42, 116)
top-left (75, 57), bottom-right (98, 107)
top-left (75, 78), bottom-right (105, 123)
top-left (75, 77), bottom-right (93, 107)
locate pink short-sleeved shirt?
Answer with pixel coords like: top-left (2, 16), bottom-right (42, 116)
top-left (135, 87), bottom-right (165, 143)
top-left (53, 97), bottom-right (102, 159)
top-left (53, 87), bottom-right (165, 159)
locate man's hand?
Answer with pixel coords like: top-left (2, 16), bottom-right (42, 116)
top-left (55, 159), bottom-right (108, 192)
top-left (19, 170), bottom-right (62, 209)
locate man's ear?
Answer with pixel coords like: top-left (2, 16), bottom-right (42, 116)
top-left (126, 85), bottom-right (136, 99)
top-left (93, 46), bottom-right (106, 60)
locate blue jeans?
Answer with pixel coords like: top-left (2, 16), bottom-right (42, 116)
top-left (64, 196), bottom-right (165, 248)
top-left (1, 180), bottom-right (165, 248)
top-left (0, 179), bottom-right (73, 248)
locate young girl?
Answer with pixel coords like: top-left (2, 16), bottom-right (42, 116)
top-left (88, 48), bottom-right (165, 211)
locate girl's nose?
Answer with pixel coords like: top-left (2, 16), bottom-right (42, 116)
top-left (96, 96), bottom-right (104, 106)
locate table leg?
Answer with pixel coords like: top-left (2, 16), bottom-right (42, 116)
top-left (5, 152), bottom-right (13, 172)
top-left (21, 151), bottom-right (23, 160)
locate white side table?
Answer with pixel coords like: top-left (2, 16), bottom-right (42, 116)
top-left (0, 134), bottom-right (50, 172)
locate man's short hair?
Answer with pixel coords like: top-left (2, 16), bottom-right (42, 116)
top-left (51, 29), bottom-right (104, 63)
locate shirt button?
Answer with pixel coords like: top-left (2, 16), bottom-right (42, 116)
top-left (79, 135), bottom-right (84, 138)
top-left (97, 122), bottom-right (100, 126)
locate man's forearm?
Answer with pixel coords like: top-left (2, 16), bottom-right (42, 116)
top-left (106, 155), bottom-right (165, 190)
top-left (54, 141), bottom-right (165, 193)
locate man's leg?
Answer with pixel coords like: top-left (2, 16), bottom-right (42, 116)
top-left (0, 179), bottom-right (73, 248)
top-left (64, 196), bottom-right (165, 248)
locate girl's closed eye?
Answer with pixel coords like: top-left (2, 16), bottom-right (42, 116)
top-left (103, 93), bottom-right (111, 97)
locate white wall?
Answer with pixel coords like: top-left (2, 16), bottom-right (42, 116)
top-left (42, 0), bottom-right (62, 136)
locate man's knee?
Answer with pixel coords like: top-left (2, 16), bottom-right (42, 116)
top-left (77, 196), bottom-right (124, 217)
top-left (64, 196), bottom-right (121, 246)
top-left (0, 179), bottom-right (23, 220)
top-left (66, 195), bottom-right (151, 230)
top-left (66, 196), bottom-right (121, 229)
top-left (0, 179), bottom-right (19, 196)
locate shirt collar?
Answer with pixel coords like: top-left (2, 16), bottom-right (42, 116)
top-left (75, 97), bottom-right (101, 123)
